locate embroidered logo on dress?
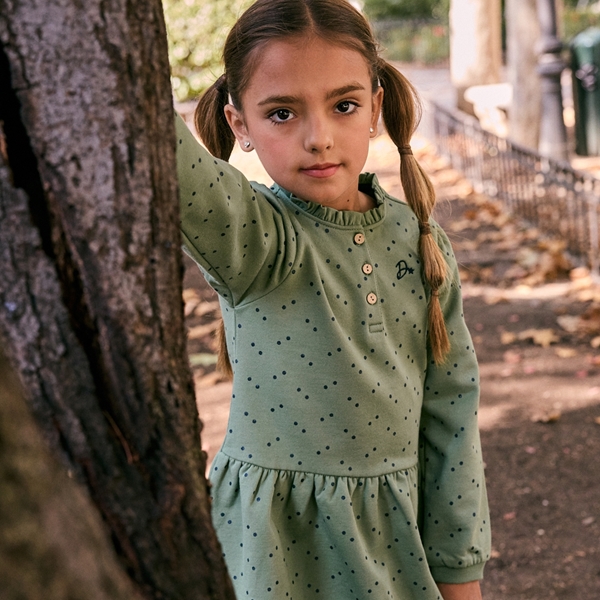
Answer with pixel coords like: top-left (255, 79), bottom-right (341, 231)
top-left (396, 260), bottom-right (415, 280)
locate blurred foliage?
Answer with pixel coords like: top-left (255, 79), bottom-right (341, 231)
top-left (366, 0), bottom-right (449, 65)
top-left (363, 0), bottom-right (448, 20)
top-left (563, 6), bottom-right (600, 41)
top-left (375, 22), bottom-right (449, 64)
top-left (163, 0), bottom-right (252, 102)
top-left (163, 0), bottom-right (451, 101)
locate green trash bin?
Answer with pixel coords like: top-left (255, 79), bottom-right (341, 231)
top-left (571, 27), bottom-right (600, 156)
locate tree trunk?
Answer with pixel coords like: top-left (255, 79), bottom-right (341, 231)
top-left (0, 1), bottom-right (235, 598)
top-left (506, 0), bottom-right (542, 149)
top-left (0, 349), bottom-right (139, 599)
top-left (449, 0), bottom-right (503, 114)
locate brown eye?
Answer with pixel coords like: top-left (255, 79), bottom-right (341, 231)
top-left (271, 109), bottom-right (293, 122)
top-left (336, 101), bottom-right (357, 114)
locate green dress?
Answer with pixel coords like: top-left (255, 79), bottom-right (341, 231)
top-left (176, 116), bottom-right (491, 599)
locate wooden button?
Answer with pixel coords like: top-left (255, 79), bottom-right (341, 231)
top-left (366, 292), bottom-right (377, 305)
top-left (362, 263), bottom-right (373, 275)
top-left (353, 232), bottom-right (365, 245)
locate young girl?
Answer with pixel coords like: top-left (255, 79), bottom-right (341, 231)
top-left (176, 1), bottom-right (491, 598)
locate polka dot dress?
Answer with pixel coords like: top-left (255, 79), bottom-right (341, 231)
top-left (176, 116), bottom-right (491, 599)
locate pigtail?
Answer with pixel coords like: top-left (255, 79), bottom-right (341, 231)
top-left (195, 74), bottom-right (236, 161)
top-left (194, 74), bottom-right (235, 379)
top-left (377, 60), bottom-right (450, 364)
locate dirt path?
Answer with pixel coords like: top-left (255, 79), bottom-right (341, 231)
top-left (183, 132), bottom-right (600, 599)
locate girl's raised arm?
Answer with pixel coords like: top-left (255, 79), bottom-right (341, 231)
top-left (175, 114), bottom-right (297, 307)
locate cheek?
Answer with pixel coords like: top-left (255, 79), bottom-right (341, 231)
top-left (256, 134), bottom-right (293, 165)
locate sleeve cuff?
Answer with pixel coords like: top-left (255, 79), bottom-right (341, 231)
top-left (430, 562), bottom-right (486, 584)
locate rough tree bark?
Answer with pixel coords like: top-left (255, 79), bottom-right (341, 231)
top-left (0, 349), bottom-right (138, 599)
top-left (0, 1), bottom-right (235, 598)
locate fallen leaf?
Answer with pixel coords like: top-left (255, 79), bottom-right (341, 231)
top-left (183, 288), bottom-right (201, 316)
top-left (525, 446), bottom-right (537, 454)
top-left (187, 320), bottom-right (220, 339)
top-left (571, 266), bottom-right (591, 281)
top-left (582, 516), bottom-right (595, 527)
top-left (182, 288), bottom-right (200, 303)
top-left (580, 304), bottom-right (600, 335)
top-left (570, 266), bottom-right (593, 290)
top-left (555, 347), bottom-right (577, 358)
top-left (484, 294), bottom-right (508, 305)
top-left (518, 328), bottom-right (559, 347)
top-left (556, 315), bottom-right (580, 333)
top-left (189, 353), bottom-right (218, 367)
top-left (531, 411), bottom-right (561, 423)
top-left (501, 331), bottom-right (517, 345)
top-left (503, 511), bottom-right (517, 521)
top-left (594, 416), bottom-right (600, 425)
top-left (591, 336), bottom-right (600, 349)
top-left (194, 300), bottom-right (220, 318)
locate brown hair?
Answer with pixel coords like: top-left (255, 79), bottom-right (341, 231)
top-left (195, 0), bottom-right (450, 376)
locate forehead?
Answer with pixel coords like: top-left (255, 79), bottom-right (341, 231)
top-left (244, 36), bottom-right (373, 100)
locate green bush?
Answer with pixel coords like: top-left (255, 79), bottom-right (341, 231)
top-left (374, 21), bottom-right (449, 64)
top-left (562, 7), bottom-right (600, 42)
top-left (163, 0), bottom-right (252, 102)
top-left (363, 0), bottom-right (448, 20)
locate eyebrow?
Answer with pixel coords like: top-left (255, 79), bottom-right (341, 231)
top-left (257, 82), bottom-right (367, 106)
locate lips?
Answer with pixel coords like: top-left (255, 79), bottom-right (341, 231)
top-left (300, 163), bottom-right (340, 178)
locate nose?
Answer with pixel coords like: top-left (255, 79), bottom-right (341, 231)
top-left (304, 113), bottom-right (333, 153)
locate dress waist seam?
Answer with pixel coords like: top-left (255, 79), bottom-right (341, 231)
top-left (215, 450), bottom-right (419, 478)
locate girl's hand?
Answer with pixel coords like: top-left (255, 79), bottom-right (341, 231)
top-left (437, 581), bottom-right (482, 600)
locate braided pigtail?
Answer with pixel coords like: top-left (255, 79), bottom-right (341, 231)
top-left (194, 74), bottom-right (235, 379)
top-left (377, 60), bottom-right (450, 364)
top-left (194, 74), bottom-right (236, 161)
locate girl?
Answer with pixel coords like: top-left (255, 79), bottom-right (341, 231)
top-left (176, 1), bottom-right (491, 598)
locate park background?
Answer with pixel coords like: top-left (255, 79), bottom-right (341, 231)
top-left (172, 1), bottom-right (600, 598)
top-left (1, 1), bottom-right (600, 599)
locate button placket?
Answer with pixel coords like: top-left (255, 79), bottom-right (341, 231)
top-left (353, 232), bottom-right (365, 245)
top-left (352, 230), bottom-right (383, 323)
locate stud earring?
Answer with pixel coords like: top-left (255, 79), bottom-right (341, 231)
top-left (244, 141), bottom-right (251, 149)
top-left (370, 127), bottom-right (374, 134)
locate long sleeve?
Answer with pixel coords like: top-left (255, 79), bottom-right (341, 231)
top-left (418, 226), bottom-right (491, 583)
top-left (175, 115), bottom-right (297, 306)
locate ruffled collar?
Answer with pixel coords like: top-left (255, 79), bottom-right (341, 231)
top-left (271, 173), bottom-right (387, 227)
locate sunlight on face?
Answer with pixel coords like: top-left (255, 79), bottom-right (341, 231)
top-left (225, 36), bottom-right (383, 211)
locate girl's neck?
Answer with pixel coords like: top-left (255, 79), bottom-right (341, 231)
top-left (354, 190), bottom-right (376, 213)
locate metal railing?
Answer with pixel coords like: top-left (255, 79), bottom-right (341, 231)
top-left (429, 101), bottom-right (600, 276)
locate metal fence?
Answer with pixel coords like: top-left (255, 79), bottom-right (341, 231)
top-left (429, 101), bottom-right (600, 276)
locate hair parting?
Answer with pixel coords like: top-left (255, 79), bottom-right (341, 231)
top-left (194, 0), bottom-right (451, 376)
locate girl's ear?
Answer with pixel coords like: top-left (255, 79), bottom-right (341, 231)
top-left (224, 104), bottom-right (253, 151)
top-left (370, 86), bottom-right (384, 136)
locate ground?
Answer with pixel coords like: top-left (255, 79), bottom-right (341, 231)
top-left (182, 131), bottom-right (600, 599)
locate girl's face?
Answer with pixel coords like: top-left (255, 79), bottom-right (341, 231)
top-left (224, 36), bottom-right (383, 211)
